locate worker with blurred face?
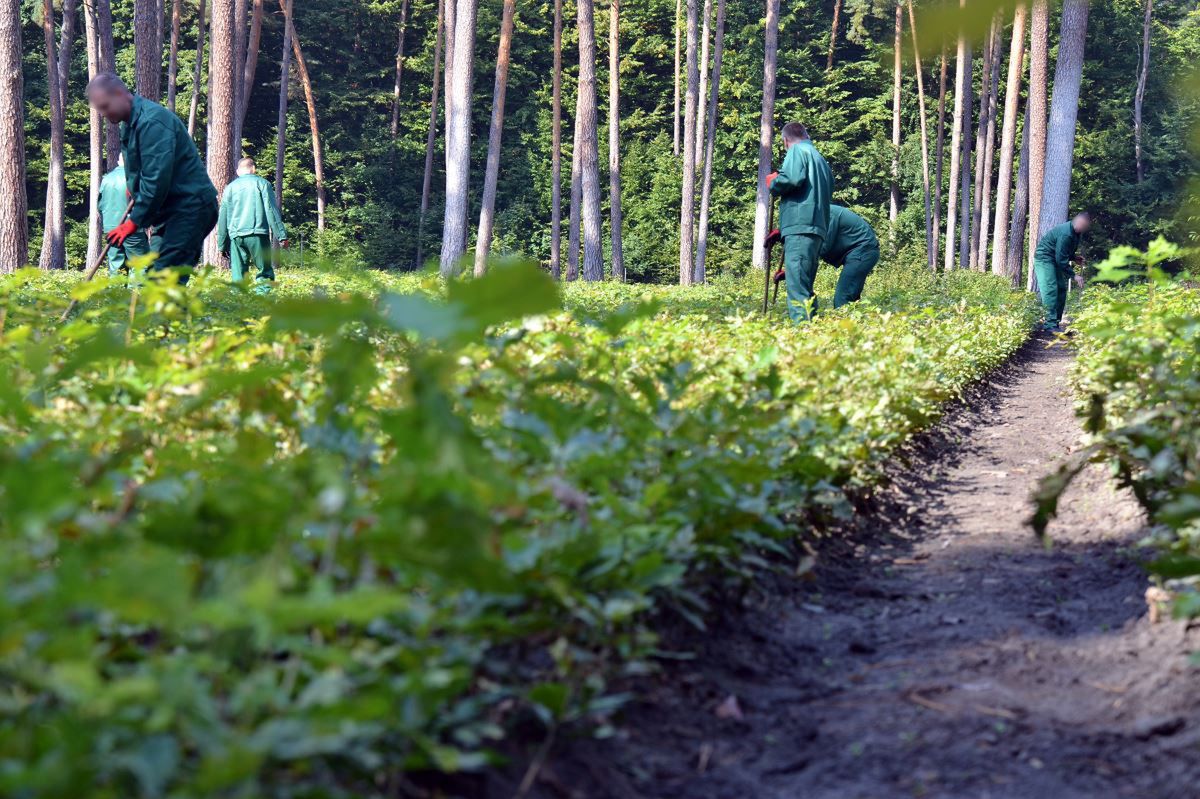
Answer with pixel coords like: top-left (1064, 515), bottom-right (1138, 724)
top-left (97, 153), bottom-right (150, 279)
top-left (766, 122), bottom-right (834, 322)
top-left (1033, 212), bottom-right (1092, 331)
top-left (821, 205), bottom-right (879, 308)
top-left (86, 71), bottom-right (218, 284)
top-left (217, 158), bottom-right (288, 294)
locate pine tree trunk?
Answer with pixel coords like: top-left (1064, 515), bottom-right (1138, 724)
top-left (609, 0), bottom-right (624, 280)
top-left (439, 0), bottom-right (479, 276)
top-left (204, 0), bottom-right (236, 266)
top-left (390, 0), bottom-right (410, 139)
top-left (678, 0), bottom-right (699, 285)
top-left (84, 0), bottom-right (104, 266)
top-left (577, 0), bottom-right (605, 281)
top-left (90, 0), bottom-right (119, 165)
top-left (694, 0), bottom-right (710, 167)
top-left (277, 0), bottom-right (325, 233)
top-left (673, 0), bottom-right (680, 157)
top-left (957, 35), bottom-right (974, 271)
top-left (567, 102), bottom-right (582, 281)
top-left (1005, 102), bottom-right (1031, 283)
top-left (991, 2), bottom-right (1027, 274)
top-left (969, 14), bottom-right (997, 270)
top-left (166, 0), bottom-right (180, 111)
top-left (1135, 0), bottom-right (1152, 183)
top-left (1038, 0), bottom-right (1089, 239)
top-left (976, 16), bottom-right (1002, 270)
top-left (750, 0), bottom-right (780, 272)
top-left (415, 0), bottom-right (443, 268)
top-left (694, 0), bottom-right (725, 283)
top-left (549, 0), bottom-right (562, 278)
top-left (239, 0), bottom-right (262, 127)
top-left (134, 0), bottom-right (161, 100)
top-left (932, 43), bottom-right (947, 270)
top-left (57, 0), bottom-right (77, 112)
top-left (473, 0), bottom-right (516, 277)
top-left (889, 0), bottom-right (902, 229)
top-left (1026, 0), bottom-right (1049, 287)
top-left (0, 0), bottom-right (23, 273)
top-left (39, 0), bottom-right (67, 270)
top-left (827, 0), bottom-right (841, 71)
top-left (944, 11), bottom-right (968, 271)
top-left (274, 0), bottom-right (291, 215)
top-left (188, 0), bottom-right (206, 138)
top-left (906, 0), bottom-right (932, 268)
top-left (231, 0), bottom-right (246, 155)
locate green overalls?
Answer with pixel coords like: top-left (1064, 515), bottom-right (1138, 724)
top-left (769, 139), bottom-right (833, 321)
top-left (216, 174), bottom-right (287, 291)
top-left (121, 95), bottom-right (218, 282)
top-left (1033, 222), bottom-right (1081, 328)
top-left (97, 165), bottom-right (150, 277)
top-left (821, 205), bottom-right (879, 308)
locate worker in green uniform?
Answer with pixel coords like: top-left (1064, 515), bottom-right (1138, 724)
top-left (821, 205), bottom-right (879, 308)
top-left (217, 157), bottom-right (288, 293)
top-left (1033, 212), bottom-right (1091, 331)
top-left (97, 154), bottom-right (150, 279)
top-left (86, 72), bottom-right (218, 284)
top-left (767, 122), bottom-right (834, 322)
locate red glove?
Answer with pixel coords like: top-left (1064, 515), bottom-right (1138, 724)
top-left (766, 171), bottom-right (779, 189)
top-left (106, 219), bottom-right (137, 247)
top-left (773, 268), bottom-right (786, 286)
top-left (764, 228), bottom-right (782, 250)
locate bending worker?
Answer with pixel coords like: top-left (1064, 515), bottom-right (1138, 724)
top-left (97, 154), bottom-right (149, 278)
top-left (217, 158), bottom-right (288, 293)
top-left (86, 72), bottom-right (218, 283)
top-left (1033, 212), bottom-right (1091, 331)
top-left (766, 122), bottom-right (833, 322)
top-left (821, 205), bottom-right (879, 308)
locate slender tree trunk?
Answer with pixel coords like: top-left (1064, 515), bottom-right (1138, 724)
top-left (695, 0), bottom-right (725, 283)
top-left (549, 0), bottom-right (562, 278)
top-left (888, 0), bottom-right (901, 227)
top-left (1006, 102), bottom-right (1031, 283)
top-left (166, 0), bottom-right (180, 111)
top-left (1135, 0), bottom-right (1152, 183)
top-left (750, 0), bottom-right (780, 272)
top-left (84, 0), bottom-right (103, 266)
top-left (390, 0), bottom-right (410, 139)
top-left (678, 0), bottom-right (699, 285)
top-left (57, 0), bottom-right (77, 112)
top-left (827, 0), bottom-right (841, 71)
top-left (231, 0), bottom-right (246, 155)
top-left (134, 0), bottom-right (161, 100)
top-left (1026, 0), bottom-right (1049, 287)
top-left (204, 0), bottom-right (235, 266)
top-left (906, 1), bottom-right (932, 268)
top-left (969, 14), bottom-right (997, 270)
top-left (239, 0), bottom-right (262, 127)
top-left (694, 0), bottom-right (710, 166)
top-left (992, 1), bottom-right (1027, 274)
top-left (976, 15), bottom-right (1002, 270)
top-left (415, 0), bottom-right (443, 268)
top-left (188, 0), bottom-right (206, 137)
top-left (609, 0), bottom-right (624, 280)
top-left (932, 43), bottom-right (947, 270)
top-left (577, 0), bottom-right (604, 281)
top-left (956, 33), bottom-right (974, 270)
top-left (944, 11), bottom-right (968, 271)
top-left (473, 0), bottom-right (516, 277)
top-left (39, 0), bottom-right (66, 270)
top-left (673, 0), bottom-right (681, 157)
top-left (567, 104), bottom-right (582, 280)
top-left (274, 0), bottom-right (291, 216)
top-left (91, 0), bottom-right (119, 165)
top-left (439, 0), bottom-right (479, 275)
top-left (1038, 0), bottom-right (1089, 239)
top-left (0, 0), bottom-right (25, 273)
top-left (277, 0), bottom-right (324, 233)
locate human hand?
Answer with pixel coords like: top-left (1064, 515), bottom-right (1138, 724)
top-left (766, 171), bottom-right (779, 189)
top-left (106, 219), bottom-right (137, 247)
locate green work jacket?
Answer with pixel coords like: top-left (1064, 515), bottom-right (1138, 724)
top-left (1034, 222), bottom-right (1081, 276)
top-left (821, 205), bottom-right (879, 266)
top-left (769, 140), bottom-right (833, 239)
top-left (120, 95), bottom-right (217, 229)
top-left (216, 174), bottom-right (288, 252)
top-left (98, 166), bottom-right (131, 230)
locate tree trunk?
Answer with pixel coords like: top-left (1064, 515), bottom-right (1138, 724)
top-left (472, 0), bottom-right (516, 277)
top-left (608, 0), bottom-right (624, 280)
top-left (677, 0), bottom-right (699, 285)
top-left (694, 0), bottom-right (710, 167)
top-left (1135, 0), bottom-right (1152, 183)
top-left (932, 42), bottom-right (947, 270)
top-left (1038, 0), bottom-right (1089, 240)
top-left (231, 0), bottom-right (246, 155)
top-left (188, 0), bottom-right (206, 138)
top-left (84, 0), bottom-right (104, 266)
top-left (1026, 0), bottom-right (1049, 287)
top-left (549, 0), bottom-right (562, 278)
top-left (750, 0), bottom-right (780, 272)
top-left (390, 0), bottom-right (410, 139)
top-left (991, 1), bottom-right (1027, 274)
top-left (957, 34), bottom-right (974, 270)
top-left (567, 103), bottom-right (582, 280)
top-left (39, 0), bottom-right (67, 270)
top-left (1005, 101), bottom-right (1031, 283)
top-left (166, 0), bottom-right (180, 111)
top-left (577, 0), bottom-right (604, 281)
top-left (944, 10), bottom-right (968, 271)
top-left (968, 14), bottom-right (997, 270)
top-left (694, 0), bottom-right (725, 283)
top-left (827, 0), bottom-right (841, 71)
top-left (56, 0), bottom-right (77, 112)
top-left (280, 0), bottom-right (326, 233)
top-left (274, 0), bottom-right (291, 216)
top-left (906, 0), bottom-right (932, 268)
top-left (0, 0), bottom-right (24, 273)
top-left (976, 15), bottom-right (1002, 270)
top-left (439, 0), bottom-right (479, 276)
top-left (239, 0), bottom-right (262, 128)
top-left (673, 0), bottom-right (680, 157)
top-left (134, 0), bottom-right (161, 100)
top-left (888, 0), bottom-right (901, 228)
top-left (91, 0), bottom-right (119, 165)
top-left (204, 0), bottom-right (235, 266)
top-left (415, 0), bottom-right (443, 268)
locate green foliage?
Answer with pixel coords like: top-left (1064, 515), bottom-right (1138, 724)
top-left (0, 259), bottom-right (1035, 794)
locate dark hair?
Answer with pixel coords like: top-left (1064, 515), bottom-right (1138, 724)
top-left (782, 122), bottom-right (809, 142)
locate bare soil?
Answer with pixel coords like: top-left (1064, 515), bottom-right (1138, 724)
top-left (487, 336), bottom-right (1200, 799)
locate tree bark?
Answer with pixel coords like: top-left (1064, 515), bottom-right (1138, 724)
top-left (231, 0), bottom-right (246, 155)
top-left (694, 0), bottom-right (725, 283)
top-left (415, 0), bottom-right (443, 268)
top-left (906, 0), bottom-right (932, 268)
top-left (1005, 101), bottom-right (1031, 283)
top-left (239, 0), bottom-right (263, 129)
top-left (827, 0), bottom-right (841, 71)
top-left (956, 33), bottom-right (974, 271)
top-left (284, 3), bottom-right (325, 233)
top-left (390, 0), bottom-right (410, 139)
top-left (969, 13), bottom-right (997, 270)
top-left (991, 2), bottom-right (1027, 274)
top-left (274, 0), bottom-right (291, 216)
top-left (0, 0), bottom-right (25, 273)
top-left (577, 0), bottom-right (604, 281)
top-left (694, 0), bottom-right (710, 167)
top-left (204, 0), bottom-right (236, 266)
top-left (673, 0), bottom-right (680, 156)
top-left (549, 0), bottom-right (562, 278)
top-left (567, 104), bottom-right (582, 280)
top-left (750, 0), bottom-right (780, 272)
top-left (84, 0), bottom-right (104, 266)
top-left (439, 0), bottom-right (479, 276)
top-left (889, 0), bottom-right (902, 228)
top-left (609, 0), bottom-right (625, 280)
top-left (677, 0), bottom-right (699, 285)
top-left (188, 0), bottom-right (206, 138)
top-left (1135, 0), bottom-right (1152, 183)
top-left (473, 0), bottom-right (516, 277)
top-left (944, 8), bottom-right (968, 271)
top-left (1026, 0), bottom-right (1049, 287)
top-left (1038, 0), bottom-right (1089, 240)
top-left (90, 0), bottom-right (119, 165)
top-left (976, 14), bottom-right (1002, 270)
top-left (134, 0), bottom-right (162, 100)
top-left (166, 0), bottom-right (180, 111)
top-left (39, 0), bottom-right (67, 270)
top-left (56, 0), bottom-right (77, 112)
top-left (932, 42), bottom-right (947, 270)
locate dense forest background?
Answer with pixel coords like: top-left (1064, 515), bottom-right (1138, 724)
top-left (18, 0), bottom-right (1200, 282)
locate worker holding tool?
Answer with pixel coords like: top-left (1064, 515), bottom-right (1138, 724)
top-left (97, 154), bottom-right (149, 279)
top-left (217, 158), bottom-right (288, 294)
top-left (765, 205), bottom-right (878, 309)
top-left (86, 72), bottom-right (218, 284)
top-left (1033, 212), bottom-right (1091, 331)
top-left (766, 122), bottom-right (833, 322)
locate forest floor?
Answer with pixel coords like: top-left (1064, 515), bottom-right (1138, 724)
top-left (489, 334), bottom-right (1200, 799)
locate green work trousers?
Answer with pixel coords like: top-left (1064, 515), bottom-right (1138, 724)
top-left (1034, 259), bottom-right (1069, 327)
top-left (783, 233), bottom-right (823, 322)
top-left (229, 233), bottom-right (274, 289)
top-left (106, 231), bottom-right (151, 278)
top-left (148, 200), bottom-right (218, 285)
top-left (833, 243), bottom-right (879, 308)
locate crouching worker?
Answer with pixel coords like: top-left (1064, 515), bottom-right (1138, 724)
top-left (766, 122), bottom-right (833, 322)
top-left (1033, 212), bottom-right (1091, 331)
top-left (217, 158), bottom-right (288, 294)
top-left (87, 72), bottom-right (218, 284)
top-left (97, 154), bottom-right (150, 279)
top-left (821, 205), bottom-right (879, 308)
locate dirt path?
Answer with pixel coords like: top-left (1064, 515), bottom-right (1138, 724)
top-left (497, 337), bottom-right (1200, 799)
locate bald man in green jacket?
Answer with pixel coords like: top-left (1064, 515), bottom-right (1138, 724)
top-left (217, 158), bottom-right (288, 292)
top-left (767, 122), bottom-right (833, 322)
top-left (821, 205), bottom-right (879, 308)
top-left (97, 155), bottom-right (150, 278)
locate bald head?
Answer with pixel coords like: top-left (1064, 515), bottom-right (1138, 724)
top-left (87, 72), bottom-right (133, 124)
top-left (1072, 212), bottom-right (1092, 235)
top-left (237, 158), bottom-right (257, 176)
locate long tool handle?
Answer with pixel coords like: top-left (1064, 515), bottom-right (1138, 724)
top-left (762, 196), bottom-right (775, 314)
top-left (60, 198), bottom-right (136, 323)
